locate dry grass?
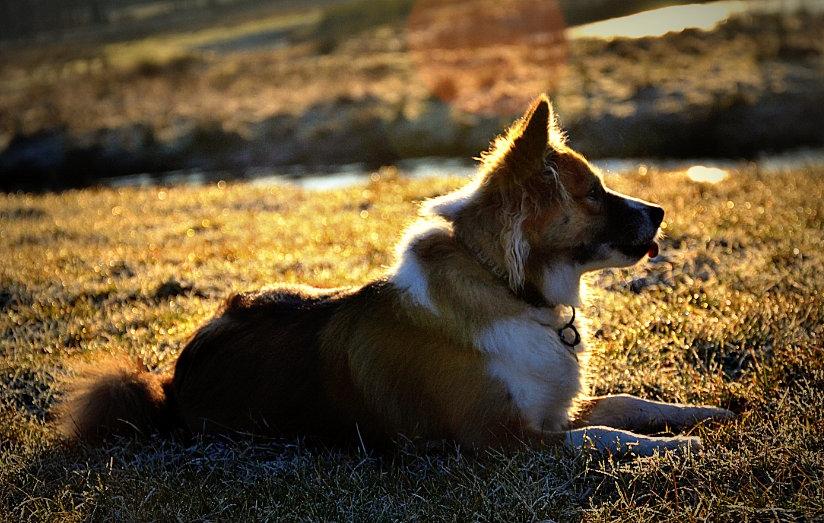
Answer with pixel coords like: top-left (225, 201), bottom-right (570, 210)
top-left (1, 165), bottom-right (823, 520)
top-left (2, 8), bottom-right (821, 140)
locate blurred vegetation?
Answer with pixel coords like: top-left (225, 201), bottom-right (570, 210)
top-left (0, 1), bottom-right (823, 189)
top-left (0, 0), bottom-right (327, 42)
top-left (311, 0), bottom-right (715, 53)
top-left (1, 165), bottom-right (822, 519)
top-left (313, 0), bottom-right (414, 53)
top-left (0, 0), bottom-right (711, 45)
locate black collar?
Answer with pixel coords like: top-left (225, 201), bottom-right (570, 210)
top-left (517, 281), bottom-right (550, 308)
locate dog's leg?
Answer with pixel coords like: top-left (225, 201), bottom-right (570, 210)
top-left (573, 394), bottom-right (735, 434)
top-left (502, 424), bottom-right (700, 457)
top-left (564, 425), bottom-right (702, 457)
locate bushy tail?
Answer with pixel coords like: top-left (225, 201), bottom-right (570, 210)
top-left (56, 356), bottom-right (178, 443)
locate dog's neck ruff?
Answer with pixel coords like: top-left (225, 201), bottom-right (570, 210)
top-left (455, 235), bottom-right (581, 353)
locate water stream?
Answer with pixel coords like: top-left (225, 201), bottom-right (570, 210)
top-left (568, 0), bottom-right (824, 40)
top-left (102, 149), bottom-right (824, 191)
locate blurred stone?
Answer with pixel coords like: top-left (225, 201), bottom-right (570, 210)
top-left (153, 279), bottom-right (194, 300)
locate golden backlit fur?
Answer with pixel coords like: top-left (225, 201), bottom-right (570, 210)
top-left (57, 95), bottom-right (733, 455)
top-left (56, 356), bottom-right (175, 442)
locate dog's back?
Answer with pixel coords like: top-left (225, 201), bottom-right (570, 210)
top-left (171, 284), bottom-right (351, 441)
top-left (57, 284), bottom-right (353, 443)
top-left (172, 278), bottom-right (526, 447)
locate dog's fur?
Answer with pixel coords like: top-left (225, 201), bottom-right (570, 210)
top-left (57, 95), bottom-right (733, 455)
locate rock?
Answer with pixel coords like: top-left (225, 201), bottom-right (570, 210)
top-left (153, 279), bottom-right (194, 300)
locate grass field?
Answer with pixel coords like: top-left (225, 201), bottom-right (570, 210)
top-left (1, 166), bottom-right (823, 520)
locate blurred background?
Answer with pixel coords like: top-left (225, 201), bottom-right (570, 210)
top-left (1, 0), bottom-right (822, 190)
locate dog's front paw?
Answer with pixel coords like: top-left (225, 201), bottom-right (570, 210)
top-left (631, 435), bottom-right (703, 457)
top-left (665, 435), bottom-right (703, 455)
top-left (677, 406), bottom-right (736, 430)
top-left (707, 407), bottom-right (736, 423)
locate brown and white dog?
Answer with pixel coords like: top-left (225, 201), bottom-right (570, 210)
top-left (58, 95), bottom-right (733, 455)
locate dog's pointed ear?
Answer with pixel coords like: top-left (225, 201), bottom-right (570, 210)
top-left (481, 95), bottom-right (558, 177)
top-left (510, 94), bottom-right (551, 164)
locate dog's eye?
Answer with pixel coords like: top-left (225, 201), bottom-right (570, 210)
top-left (586, 186), bottom-right (600, 201)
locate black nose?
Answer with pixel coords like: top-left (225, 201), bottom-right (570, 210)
top-left (648, 205), bottom-right (665, 227)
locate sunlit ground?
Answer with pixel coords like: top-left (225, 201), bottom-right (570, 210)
top-left (1, 166), bottom-right (822, 519)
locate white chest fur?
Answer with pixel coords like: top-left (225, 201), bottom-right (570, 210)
top-left (474, 313), bottom-right (583, 432)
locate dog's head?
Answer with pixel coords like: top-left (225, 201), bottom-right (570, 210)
top-left (427, 94), bottom-right (664, 304)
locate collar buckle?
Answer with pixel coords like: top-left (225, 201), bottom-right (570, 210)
top-left (557, 306), bottom-right (580, 355)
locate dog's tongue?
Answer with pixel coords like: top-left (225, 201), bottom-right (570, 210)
top-left (647, 241), bottom-right (659, 258)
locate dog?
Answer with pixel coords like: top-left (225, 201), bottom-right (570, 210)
top-left (58, 95), bottom-right (734, 455)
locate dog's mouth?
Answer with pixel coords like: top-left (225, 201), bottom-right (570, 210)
top-left (613, 240), bottom-right (659, 259)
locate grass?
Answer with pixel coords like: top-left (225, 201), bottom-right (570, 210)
top-left (1, 165), bottom-right (823, 520)
top-left (3, 7), bottom-right (821, 139)
top-left (101, 8), bottom-right (320, 71)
